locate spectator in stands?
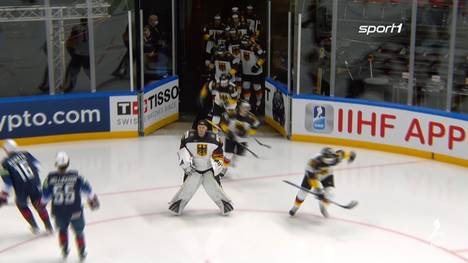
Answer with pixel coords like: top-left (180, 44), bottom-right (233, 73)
top-left (63, 18), bottom-right (90, 93)
top-left (147, 15), bottom-right (164, 52)
top-left (112, 25), bottom-right (130, 78)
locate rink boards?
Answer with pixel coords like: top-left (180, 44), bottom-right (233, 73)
top-left (0, 76), bottom-right (179, 145)
top-left (264, 78), bottom-right (468, 167)
top-left (291, 95), bottom-right (468, 167)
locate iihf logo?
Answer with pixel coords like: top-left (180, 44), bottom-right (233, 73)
top-left (305, 103), bottom-right (334, 133)
top-left (313, 106), bottom-right (326, 130)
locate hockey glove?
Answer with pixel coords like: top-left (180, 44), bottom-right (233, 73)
top-left (251, 63), bottom-right (261, 73)
top-left (0, 191), bottom-right (8, 207)
top-left (316, 191), bottom-right (326, 201)
top-left (88, 195), bottom-right (100, 211)
top-left (226, 131), bottom-right (236, 141)
top-left (183, 166), bottom-right (195, 176)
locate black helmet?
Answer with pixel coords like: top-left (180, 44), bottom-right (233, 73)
top-left (216, 45), bottom-right (227, 55)
top-left (197, 119), bottom-right (209, 127)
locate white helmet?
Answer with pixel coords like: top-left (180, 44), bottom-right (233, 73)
top-left (320, 147), bottom-right (337, 165)
top-left (55, 152), bottom-right (70, 169)
top-left (2, 139), bottom-right (18, 154)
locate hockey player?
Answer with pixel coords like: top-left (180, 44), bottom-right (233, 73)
top-left (0, 139), bottom-right (53, 234)
top-left (209, 74), bottom-right (239, 131)
top-left (203, 15), bottom-right (225, 69)
top-left (289, 147), bottom-right (356, 218)
top-left (169, 119), bottom-right (233, 215)
top-left (229, 13), bottom-right (249, 37)
top-left (226, 28), bottom-right (243, 96)
top-left (41, 152), bottom-right (100, 260)
top-left (220, 100), bottom-right (260, 170)
top-left (209, 45), bottom-right (240, 82)
top-left (240, 36), bottom-right (265, 112)
top-left (227, 28), bottom-right (242, 63)
top-left (244, 5), bottom-right (261, 38)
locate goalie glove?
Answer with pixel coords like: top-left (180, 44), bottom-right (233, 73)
top-left (251, 63), bottom-right (261, 73)
top-left (211, 158), bottom-right (224, 177)
top-left (88, 195), bottom-right (100, 211)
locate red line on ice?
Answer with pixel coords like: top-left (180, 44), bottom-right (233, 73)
top-left (6, 159), bottom-right (465, 262)
top-left (2, 209), bottom-right (466, 262)
top-left (98, 160), bottom-right (424, 197)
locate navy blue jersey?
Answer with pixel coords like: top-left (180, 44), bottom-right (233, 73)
top-left (42, 170), bottom-right (93, 217)
top-left (1, 151), bottom-right (41, 195)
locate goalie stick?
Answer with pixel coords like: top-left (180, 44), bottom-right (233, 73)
top-left (206, 119), bottom-right (260, 158)
top-left (283, 180), bottom-right (358, 209)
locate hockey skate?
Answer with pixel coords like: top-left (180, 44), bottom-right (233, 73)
top-left (319, 201), bottom-right (329, 218)
top-left (30, 226), bottom-right (40, 235)
top-left (221, 200), bottom-right (234, 215)
top-left (79, 248), bottom-right (87, 261)
top-left (45, 222), bottom-right (54, 235)
top-left (61, 245), bottom-right (69, 259)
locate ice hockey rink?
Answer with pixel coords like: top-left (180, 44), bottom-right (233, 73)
top-left (1, 123), bottom-right (468, 263)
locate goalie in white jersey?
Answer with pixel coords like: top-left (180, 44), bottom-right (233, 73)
top-left (169, 119), bottom-right (234, 215)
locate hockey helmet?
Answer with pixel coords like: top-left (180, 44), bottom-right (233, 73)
top-left (320, 147), bottom-right (337, 165)
top-left (214, 14), bottom-right (221, 21)
top-left (241, 35), bottom-right (250, 46)
top-left (2, 139), bottom-right (18, 154)
top-left (216, 45), bottom-right (227, 55)
top-left (55, 151), bottom-right (70, 169)
top-left (231, 7), bottom-right (239, 14)
top-left (238, 100), bottom-right (251, 112)
top-left (197, 119), bottom-right (209, 128)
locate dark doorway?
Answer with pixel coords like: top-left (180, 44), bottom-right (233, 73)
top-left (176, 0), bottom-right (267, 115)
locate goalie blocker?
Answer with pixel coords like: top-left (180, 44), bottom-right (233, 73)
top-left (169, 120), bottom-right (234, 215)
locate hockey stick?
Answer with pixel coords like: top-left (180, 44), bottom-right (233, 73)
top-left (282, 180), bottom-right (358, 209)
top-left (206, 119), bottom-right (260, 159)
top-left (254, 138), bottom-right (271, 149)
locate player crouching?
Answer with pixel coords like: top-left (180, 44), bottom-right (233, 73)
top-left (40, 152), bottom-right (100, 260)
top-left (169, 119), bottom-right (234, 215)
top-left (289, 147), bottom-right (356, 218)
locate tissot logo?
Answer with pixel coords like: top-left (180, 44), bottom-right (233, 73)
top-left (117, 101), bottom-right (138, 116)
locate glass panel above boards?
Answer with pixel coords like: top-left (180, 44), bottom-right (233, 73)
top-left (451, 1), bottom-right (468, 114)
top-left (333, 0), bottom-right (413, 103)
